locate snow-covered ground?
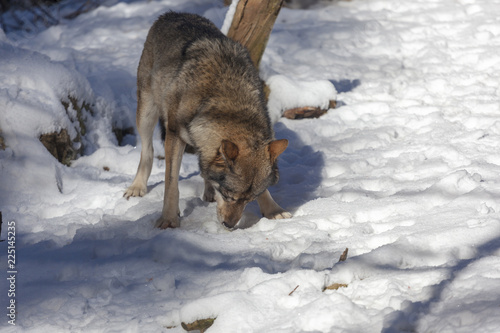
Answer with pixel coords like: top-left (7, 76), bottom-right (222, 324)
top-left (2, 0), bottom-right (500, 331)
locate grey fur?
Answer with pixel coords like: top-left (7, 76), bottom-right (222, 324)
top-left (124, 12), bottom-right (291, 229)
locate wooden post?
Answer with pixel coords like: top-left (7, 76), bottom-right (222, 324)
top-left (227, 0), bottom-right (284, 69)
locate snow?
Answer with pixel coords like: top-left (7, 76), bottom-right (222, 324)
top-left (220, 0), bottom-right (239, 35)
top-left (267, 75), bottom-right (337, 122)
top-left (1, 0), bottom-right (500, 332)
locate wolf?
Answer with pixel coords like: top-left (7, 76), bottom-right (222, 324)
top-left (124, 12), bottom-right (291, 229)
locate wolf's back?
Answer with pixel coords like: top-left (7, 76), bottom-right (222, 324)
top-left (138, 12), bottom-right (272, 145)
top-left (139, 12), bottom-right (223, 72)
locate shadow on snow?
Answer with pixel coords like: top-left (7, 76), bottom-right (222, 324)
top-left (381, 235), bottom-right (500, 332)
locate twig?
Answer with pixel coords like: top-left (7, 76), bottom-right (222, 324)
top-left (288, 285), bottom-right (299, 296)
top-left (338, 248), bottom-right (348, 262)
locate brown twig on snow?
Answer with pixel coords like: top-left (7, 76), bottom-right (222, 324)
top-left (288, 285), bottom-right (299, 296)
top-left (338, 248), bottom-right (348, 262)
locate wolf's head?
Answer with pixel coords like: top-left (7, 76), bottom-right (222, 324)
top-left (203, 139), bottom-right (288, 228)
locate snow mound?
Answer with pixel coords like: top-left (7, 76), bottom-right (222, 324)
top-left (267, 74), bottom-right (337, 122)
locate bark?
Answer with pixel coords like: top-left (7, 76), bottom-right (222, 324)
top-left (227, 0), bottom-right (284, 68)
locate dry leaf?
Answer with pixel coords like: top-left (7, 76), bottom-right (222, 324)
top-left (324, 283), bottom-right (348, 291)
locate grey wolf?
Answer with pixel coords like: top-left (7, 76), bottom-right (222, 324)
top-left (124, 12), bottom-right (291, 229)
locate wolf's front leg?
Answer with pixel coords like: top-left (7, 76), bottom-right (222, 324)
top-left (257, 190), bottom-right (292, 220)
top-left (155, 129), bottom-right (186, 229)
top-left (203, 180), bottom-right (216, 202)
top-left (124, 93), bottom-right (158, 199)
top-left (124, 145), bottom-right (153, 199)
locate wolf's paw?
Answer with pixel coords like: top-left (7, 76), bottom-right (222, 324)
top-left (124, 185), bottom-right (147, 199)
top-left (155, 216), bottom-right (180, 229)
top-left (264, 210), bottom-right (292, 220)
top-left (268, 211), bottom-right (292, 220)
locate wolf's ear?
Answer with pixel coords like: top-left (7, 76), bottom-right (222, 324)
top-left (268, 139), bottom-right (288, 161)
top-left (220, 140), bottom-right (239, 163)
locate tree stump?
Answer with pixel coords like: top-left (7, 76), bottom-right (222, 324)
top-left (227, 0), bottom-right (284, 69)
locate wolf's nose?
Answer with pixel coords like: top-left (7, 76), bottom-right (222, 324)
top-left (222, 222), bottom-right (234, 230)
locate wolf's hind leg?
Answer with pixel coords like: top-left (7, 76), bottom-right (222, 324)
top-left (124, 92), bottom-right (158, 199)
top-left (257, 190), bottom-right (292, 220)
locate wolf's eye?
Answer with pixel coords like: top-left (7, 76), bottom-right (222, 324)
top-left (217, 185), bottom-right (238, 202)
